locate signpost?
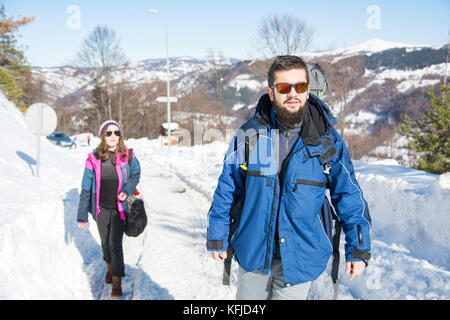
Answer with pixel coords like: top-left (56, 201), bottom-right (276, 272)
top-left (24, 103), bottom-right (57, 177)
top-left (156, 96), bottom-right (178, 103)
top-left (161, 122), bottom-right (179, 146)
top-left (156, 96), bottom-right (177, 147)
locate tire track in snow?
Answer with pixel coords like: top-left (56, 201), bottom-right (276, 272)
top-left (134, 157), bottom-right (235, 299)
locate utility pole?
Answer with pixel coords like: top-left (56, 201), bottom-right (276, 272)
top-left (150, 9), bottom-right (172, 148)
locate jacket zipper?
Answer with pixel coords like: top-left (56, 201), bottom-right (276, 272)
top-left (286, 129), bottom-right (290, 156)
top-left (264, 145), bottom-right (305, 269)
top-left (264, 176), bottom-right (278, 269)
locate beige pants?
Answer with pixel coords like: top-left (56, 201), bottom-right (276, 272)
top-left (236, 259), bottom-right (312, 300)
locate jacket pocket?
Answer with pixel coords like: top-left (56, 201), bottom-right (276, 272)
top-left (293, 179), bottom-right (326, 191)
top-left (286, 178), bottom-right (326, 229)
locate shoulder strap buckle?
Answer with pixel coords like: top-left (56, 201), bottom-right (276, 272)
top-left (324, 162), bottom-right (331, 175)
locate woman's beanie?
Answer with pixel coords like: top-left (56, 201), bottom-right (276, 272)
top-left (98, 120), bottom-right (121, 137)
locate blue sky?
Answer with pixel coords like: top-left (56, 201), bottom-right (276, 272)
top-left (4, 0), bottom-right (450, 67)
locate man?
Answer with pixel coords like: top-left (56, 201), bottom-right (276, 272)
top-left (206, 55), bottom-right (372, 300)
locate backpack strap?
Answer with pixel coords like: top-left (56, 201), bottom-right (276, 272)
top-left (324, 162), bottom-right (342, 300)
top-left (223, 196), bottom-right (244, 285)
top-left (331, 218), bottom-right (342, 299)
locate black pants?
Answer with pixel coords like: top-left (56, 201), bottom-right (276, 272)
top-left (97, 206), bottom-right (125, 277)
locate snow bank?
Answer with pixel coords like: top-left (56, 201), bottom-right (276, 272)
top-left (354, 161), bottom-right (450, 267)
top-left (0, 91), bottom-right (95, 299)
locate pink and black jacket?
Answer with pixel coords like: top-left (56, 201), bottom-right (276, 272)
top-left (77, 147), bottom-right (141, 223)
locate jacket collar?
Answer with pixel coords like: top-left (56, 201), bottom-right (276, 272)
top-left (91, 147), bottom-right (129, 163)
top-left (253, 93), bottom-right (336, 146)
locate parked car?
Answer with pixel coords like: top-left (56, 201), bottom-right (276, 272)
top-left (47, 132), bottom-right (72, 147)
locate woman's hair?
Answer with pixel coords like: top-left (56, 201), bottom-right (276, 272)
top-left (96, 126), bottom-right (127, 165)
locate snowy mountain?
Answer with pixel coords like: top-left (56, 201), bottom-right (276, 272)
top-left (32, 56), bottom-right (238, 107)
top-left (1, 90), bottom-right (449, 300)
top-left (31, 38), bottom-right (445, 110)
top-left (302, 38), bottom-right (431, 61)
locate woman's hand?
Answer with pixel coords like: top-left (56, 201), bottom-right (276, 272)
top-left (118, 192), bottom-right (127, 201)
top-left (78, 222), bottom-right (87, 229)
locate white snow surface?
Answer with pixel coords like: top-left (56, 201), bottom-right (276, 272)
top-left (302, 38), bottom-right (431, 62)
top-left (366, 63), bottom-right (446, 93)
top-left (1, 90), bottom-right (449, 300)
top-left (228, 74), bottom-right (265, 92)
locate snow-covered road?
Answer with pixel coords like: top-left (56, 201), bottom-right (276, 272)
top-left (119, 157), bottom-right (235, 300)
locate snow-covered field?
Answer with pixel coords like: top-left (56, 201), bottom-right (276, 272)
top-left (0, 91), bottom-right (449, 300)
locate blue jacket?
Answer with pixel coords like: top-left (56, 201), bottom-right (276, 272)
top-left (206, 93), bottom-right (372, 286)
top-left (77, 147), bottom-right (141, 223)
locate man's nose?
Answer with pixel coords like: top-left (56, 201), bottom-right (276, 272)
top-left (286, 86), bottom-right (298, 97)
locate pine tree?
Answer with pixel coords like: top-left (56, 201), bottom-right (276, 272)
top-left (0, 4), bottom-right (34, 69)
top-left (0, 5), bottom-right (34, 111)
top-left (0, 66), bottom-right (25, 110)
top-left (397, 86), bottom-right (450, 174)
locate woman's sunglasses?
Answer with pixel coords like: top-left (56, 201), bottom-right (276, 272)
top-left (105, 130), bottom-right (121, 137)
top-left (271, 82), bottom-right (308, 94)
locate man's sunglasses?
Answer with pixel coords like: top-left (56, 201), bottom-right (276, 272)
top-left (271, 82), bottom-right (308, 94)
top-left (105, 130), bottom-right (121, 137)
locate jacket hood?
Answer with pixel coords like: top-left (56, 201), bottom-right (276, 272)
top-left (253, 93), bottom-right (273, 126)
top-left (253, 93), bottom-right (337, 145)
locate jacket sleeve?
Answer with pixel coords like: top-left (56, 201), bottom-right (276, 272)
top-left (327, 128), bottom-right (372, 263)
top-left (77, 157), bottom-right (94, 223)
top-left (206, 136), bottom-right (245, 251)
top-left (121, 154), bottom-right (141, 196)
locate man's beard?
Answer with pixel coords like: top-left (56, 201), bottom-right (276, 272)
top-left (272, 98), bottom-right (308, 128)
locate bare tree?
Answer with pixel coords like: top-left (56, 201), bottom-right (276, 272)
top-left (75, 25), bottom-right (127, 127)
top-left (255, 14), bottom-right (315, 58)
top-left (329, 61), bottom-right (352, 138)
top-left (326, 56), bottom-right (366, 140)
top-left (120, 80), bottom-right (167, 139)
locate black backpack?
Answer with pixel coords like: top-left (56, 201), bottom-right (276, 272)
top-left (125, 148), bottom-right (147, 237)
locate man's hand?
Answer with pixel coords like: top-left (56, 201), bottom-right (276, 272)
top-left (211, 251), bottom-right (227, 262)
top-left (346, 261), bottom-right (366, 280)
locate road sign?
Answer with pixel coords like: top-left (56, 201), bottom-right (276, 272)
top-left (25, 103), bottom-right (57, 136)
top-left (24, 103), bottom-right (57, 177)
top-left (156, 96), bottom-right (178, 103)
top-left (162, 122), bottom-right (179, 130)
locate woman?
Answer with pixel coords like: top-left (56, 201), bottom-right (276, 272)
top-left (77, 120), bottom-right (141, 298)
